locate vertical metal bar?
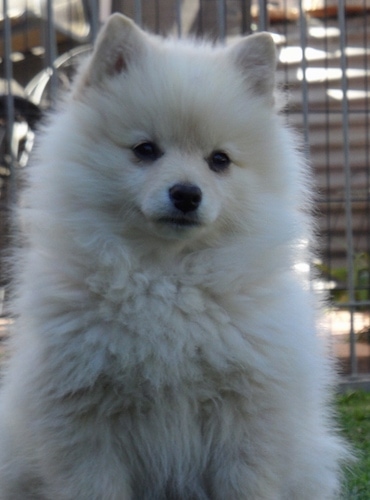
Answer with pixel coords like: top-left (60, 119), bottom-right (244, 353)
top-left (45, 0), bottom-right (58, 103)
top-left (361, 0), bottom-right (370, 278)
top-left (338, 0), bottom-right (357, 376)
top-left (258, 0), bottom-right (268, 31)
top-left (217, 0), bottom-right (226, 42)
top-left (241, 0), bottom-right (252, 35)
top-left (175, 0), bottom-right (182, 37)
top-left (298, 0), bottom-right (310, 153)
top-left (89, 0), bottom-right (100, 43)
top-left (134, 0), bottom-right (143, 27)
top-left (2, 0), bottom-right (16, 204)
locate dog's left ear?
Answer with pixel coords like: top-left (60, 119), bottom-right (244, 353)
top-left (230, 32), bottom-right (277, 102)
top-left (76, 13), bottom-right (146, 93)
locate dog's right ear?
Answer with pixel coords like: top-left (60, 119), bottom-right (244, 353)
top-left (75, 14), bottom-right (145, 93)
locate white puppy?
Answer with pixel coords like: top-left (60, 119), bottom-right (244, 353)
top-left (0, 14), bottom-right (348, 500)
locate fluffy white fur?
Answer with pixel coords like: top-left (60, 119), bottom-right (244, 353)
top-left (0, 14), bottom-right (348, 499)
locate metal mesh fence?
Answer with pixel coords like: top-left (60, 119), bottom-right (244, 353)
top-left (1, 0), bottom-right (369, 380)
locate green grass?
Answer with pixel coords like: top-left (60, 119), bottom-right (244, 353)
top-left (338, 390), bottom-right (370, 499)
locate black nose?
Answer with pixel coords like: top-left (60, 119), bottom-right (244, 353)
top-left (169, 184), bottom-right (202, 213)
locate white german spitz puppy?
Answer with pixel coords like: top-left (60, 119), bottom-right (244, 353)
top-left (0, 13), bottom-right (348, 500)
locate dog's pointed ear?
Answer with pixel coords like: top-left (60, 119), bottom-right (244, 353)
top-left (230, 32), bottom-right (277, 102)
top-left (78, 14), bottom-right (145, 90)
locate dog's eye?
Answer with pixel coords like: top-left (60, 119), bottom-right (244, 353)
top-left (207, 151), bottom-right (231, 173)
top-left (132, 142), bottom-right (163, 162)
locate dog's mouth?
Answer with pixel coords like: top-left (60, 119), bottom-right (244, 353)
top-left (157, 216), bottom-right (201, 228)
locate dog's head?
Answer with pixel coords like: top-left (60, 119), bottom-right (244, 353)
top-left (68, 14), bottom-right (289, 249)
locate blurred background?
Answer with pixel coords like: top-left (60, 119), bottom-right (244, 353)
top-left (0, 0), bottom-right (369, 386)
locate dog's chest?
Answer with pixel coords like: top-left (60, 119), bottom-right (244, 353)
top-left (95, 272), bottom-right (247, 398)
top-left (99, 271), bottom-right (232, 341)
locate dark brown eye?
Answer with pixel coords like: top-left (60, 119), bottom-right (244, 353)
top-left (132, 142), bottom-right (163, 162)
top-left (207, 151), bottom-right (231, 173)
